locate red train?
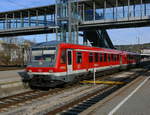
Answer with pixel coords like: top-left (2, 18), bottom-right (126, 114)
top-left (26, 41), bottom-right (141, 87)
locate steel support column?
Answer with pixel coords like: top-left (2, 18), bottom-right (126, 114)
top-left (76, 26), bottom-right (79, 44)
top-left (93, 1), bottom-right (96, 21)
top-left (44, 9), bottom-right (47, 26)
top-left (36, 10), bottom-right (39, 26)
top-left (16, 18), bottom-right (18, 28)
top-left (113, 6), bottom-right (115, 20)
top-left (68, 0), bottom-right (72, 43)
top-left (76, 1), bottom-right (79, 44)
top-left (104, 0), bottom-right (106, 20)
top-left (116, 0), bottom-right (118, 20)
top-left (144, 3), bottom-right (146, 16)
top-left (141, 0), bottom-right (143, 18)
top-left (3, 19), bottom-right (5, 29)
top-left (13, 13), bottom-right (15, 28)
top-left (20, 12), bottom-right (24, 27)
top-left (5, 14), bottom-right (8, 29)
top-left (55, 3), bottom-right (58, 41)
top-left (128, 0), bottom-right (130, 19)
top-left (28, 11), bottom-right (31, 27)
top-left (123, 4), bottom-right (125, 18)
top-left (82, 3), bottom-right (85, 21)
top-left (133, 2), bottom-right (135, 17)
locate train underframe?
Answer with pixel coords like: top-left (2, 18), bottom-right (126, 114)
top-left (26, 65), bottom-right (133, 88)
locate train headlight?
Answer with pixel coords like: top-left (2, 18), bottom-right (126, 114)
top-left (29, 70), bottom-right (32, 72)
top-left (49, 70), bottom-right (53, 73)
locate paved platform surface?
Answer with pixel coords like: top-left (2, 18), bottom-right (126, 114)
top-left (80, 70), bottom-right (150, 115)
top-left (0, 69), bottom-right (25, 83)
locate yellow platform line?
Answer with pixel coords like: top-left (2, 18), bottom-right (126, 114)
top-left (80, 80), bottom-right (126, 85)
top-left (0, 81), bottom-right (21, 85)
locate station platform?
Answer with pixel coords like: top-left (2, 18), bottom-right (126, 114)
top-left (0, 69), bottom-right (25, 83)
top-left (80, 70), bottom-right (150, 115)
top-left (0, 69), bottom-right (29, 98)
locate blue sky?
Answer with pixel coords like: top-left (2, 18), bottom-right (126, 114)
top-left (0, 0), bottom-right (149, 45)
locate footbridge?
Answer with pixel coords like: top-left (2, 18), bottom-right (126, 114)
top-left (0, 0), bottom-right (150, 48)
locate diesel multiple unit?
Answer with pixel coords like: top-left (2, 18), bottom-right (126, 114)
top-left (26, 41), bottom-right (140, 87)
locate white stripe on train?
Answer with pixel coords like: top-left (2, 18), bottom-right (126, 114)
top-left (28, 63), bottom-right (136, 76)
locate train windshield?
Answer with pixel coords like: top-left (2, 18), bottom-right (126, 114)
top-left (30, 47), bottom-right (56, 67)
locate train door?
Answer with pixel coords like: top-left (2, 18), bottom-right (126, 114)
top-left (120, 54), bottom-right (122, 66)
top-left (67, 50), bottom-right (73, 74)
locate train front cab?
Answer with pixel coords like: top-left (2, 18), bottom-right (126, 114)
top-left (26, 44), bottom-right (67, 87)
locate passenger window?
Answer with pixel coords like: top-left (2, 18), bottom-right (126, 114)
top-left (95, 53), bottom-right (98, 62)
top-left (111, 54), bottom-right (114, 61)
top-left (108, 54), bottom-right (111, 62)
top-left (117, 55), bottom-right (120, 61)
top-left (60, 50), bottom-right (66, 64)
top-left (99, 53), bottom-right (103, 62)
top-left (113, 54), bottom-right (115, 61)
top-left (67, 51), bottom-right (72, 65)
top-left (115, 55), bottom-right (117, 61)
top-left (89, 53), bottom-right (93, 63)
top-left (104, 53), bottom-right (107, 62)
top-left (76, 52), bottom-right (82, 64)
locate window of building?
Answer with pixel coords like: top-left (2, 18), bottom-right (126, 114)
top-left (76, 52), bottom-right (82, 64)
top-left (95, 53), bottom-right (98, 62)
top-left (89, 53), bottom-right (93, 62)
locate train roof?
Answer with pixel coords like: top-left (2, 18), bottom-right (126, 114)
top-left (32, 41), bottom-right (62, 48)
top-left (32, 41), bottom-right (140, 55)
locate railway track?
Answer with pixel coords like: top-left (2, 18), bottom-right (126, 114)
top-left (0, 70), bottom-right (119, 112)
top-left (0, 88), bottom-right (63, 112)
top-left (46, 68), bottom-right (149, 115)
top-left (0, 67), bottom-right (148, 114)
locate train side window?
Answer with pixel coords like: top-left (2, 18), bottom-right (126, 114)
top-left (115, 55), bottom-right (117, 61)
top-left (117, 55), bottom-right (120, 61)
top-left (113, 54), bottom-right (116, 61)
top-left (111, 54), bottom-right (114, 61)
top-left (104, 53), bottom-right (107, 62)
top-left (108, 54), bottom-right (111, 62)
top-left (68, 51), bottom-right (72, 65)
top-left (60, 50), bottom-right (66, 64)
top-left (95, 53), bottom-right (98, 62)
top-left (89, 53), bottom-right (93, 63)
top-left (99, 53), bottom-right (103, 62)
top-left (76, 52), bottom-right (82, 64)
